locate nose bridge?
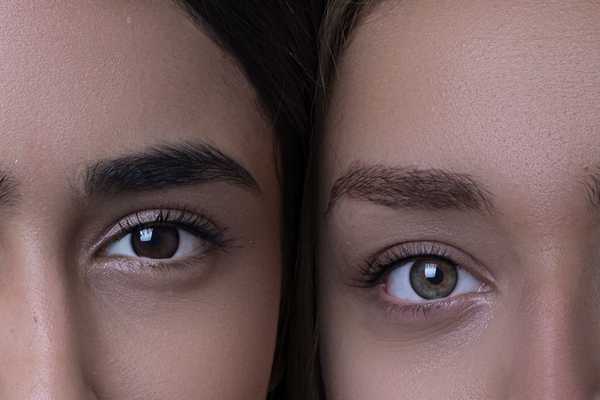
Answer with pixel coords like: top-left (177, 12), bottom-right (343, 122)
top-left (0, 254), bottom-right (95, 399)
top-left (506, 247), bottom-right (599, 399)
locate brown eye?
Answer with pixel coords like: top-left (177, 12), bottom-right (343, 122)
top-left (131, 226), bottom-right (180, 259)
top-left (103, 210), bottom-right (224, 262)
top-left (409, 258), bottom-right (458, 300)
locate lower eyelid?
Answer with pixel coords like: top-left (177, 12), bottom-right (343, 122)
top-left (99, 238), bottom-right (215, 270)
top-left (378, 287), bottom-right (493, 323)
top-left (86, 252), bottom-right (218, 291)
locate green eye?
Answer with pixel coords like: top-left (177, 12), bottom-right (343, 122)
top-left (409, 258), bottom-right (458, 300)
top-left (385, 256), bottom-right (481, 302)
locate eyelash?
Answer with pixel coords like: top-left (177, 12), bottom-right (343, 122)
top-left (355, 242), bottom-right (490, 319)
top-left (119, 208), bottom-right (225, 243)
top-left (99, 206), bottom-right (230, 260)
top-left (356, 242), bottom-right (454, 288)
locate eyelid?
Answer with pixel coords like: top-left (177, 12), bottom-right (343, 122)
top-left (377, 290), bottom-right (493, 324)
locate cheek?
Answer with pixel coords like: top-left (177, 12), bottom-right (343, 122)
top-left (321, 293), bottom-right (532, 400)
top-left (319, 274), bottom-right (500, 400)
top-left (79, 244), bottom-right (281, 399)
top-left (320, 320), bottom-right (499, 400)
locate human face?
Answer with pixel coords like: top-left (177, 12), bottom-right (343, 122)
top-left (319, 1), bottom-right (600, 398)
top-left (0, 1), bottom-right (280, 398)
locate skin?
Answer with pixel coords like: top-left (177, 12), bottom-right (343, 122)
top-left (0, 1), bottom-right (280, 399)
top-left (319, 1), bottom-right (600, 399)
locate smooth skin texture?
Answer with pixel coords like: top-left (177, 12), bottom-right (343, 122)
top-left (0, 1), bottom-right (280, 399)
top-left (319, 1), bottom-right (600, 399)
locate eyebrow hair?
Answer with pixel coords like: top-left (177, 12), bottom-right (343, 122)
top-left (582, 167), bottom-right (600, 209)
top-left (327, 163), bottom-right (495, 215)
top-left (0, 174), bottom-right (17, 206)
top-left (85, 141), bottom-right (260, 196)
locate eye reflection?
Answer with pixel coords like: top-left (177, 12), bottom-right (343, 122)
top-left (386, 257), bottom-right (482, 302)
top-left (409, 258), bottom-right (458, 299)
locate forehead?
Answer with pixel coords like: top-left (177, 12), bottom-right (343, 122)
top-left (325, 0), bottom-right (600, 194)
top-left (0, 1), bottom-right (272, 189)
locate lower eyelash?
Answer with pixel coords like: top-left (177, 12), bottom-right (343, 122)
top-left (384, 300), bottom-right (440, 319)
top-left (379, 289), bottom-right (489, 322)
top-left (92, 252), bottom-right (220, 289)
top-left (115, 252), bottom-right (215, 273)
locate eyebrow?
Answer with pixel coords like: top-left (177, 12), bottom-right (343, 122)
top-left (582, 167), bottom-right (600, 209)
top-left (326, 163), bottom-right (495, 215)
top-left (85, 141), bottom-right (260, 196)
top-left (0, 175), bottom-right (18, 206)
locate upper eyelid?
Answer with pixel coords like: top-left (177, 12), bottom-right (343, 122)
top-left (116, 210), bottom-right (203, 235)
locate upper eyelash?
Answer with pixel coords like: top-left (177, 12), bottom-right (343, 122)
top-left (355, 242), bottom-right (456, 288)
top-left (112, 207), bottom-right (228, 248)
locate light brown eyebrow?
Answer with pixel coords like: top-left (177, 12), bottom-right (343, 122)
top-left (0, 174), bottom-right (18, 206)
top-left (581, 166), bottom-right (600, 209)
top-left (326, 162), bottom-right (496, 215)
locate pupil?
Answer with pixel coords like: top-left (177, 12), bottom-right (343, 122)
top-left (131, 226), bottom-right (180, 259)
top-left (424, 263), bottom-right (444, 285)
top-left (409, 258), bottom-right (458, 300)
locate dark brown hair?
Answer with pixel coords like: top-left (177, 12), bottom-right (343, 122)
top-left (286, 1), bottom-right (378, 399)
top-left (176, 2), bottom-right (324, 398)
top-left (318, 0), bottom-right (378, 119)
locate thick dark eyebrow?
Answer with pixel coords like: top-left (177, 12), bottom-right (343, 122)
top-left (85, 142), bottom-right (260, 196)
top-left (327, 163), bottom-right (495, 215)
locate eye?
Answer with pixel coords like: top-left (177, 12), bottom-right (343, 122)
top-left (98, 208), bottom-right (227, 263)
top-left (105, 224), bottom-right (207, 260)
top-left (385, 256), bottom-right (483, 302)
